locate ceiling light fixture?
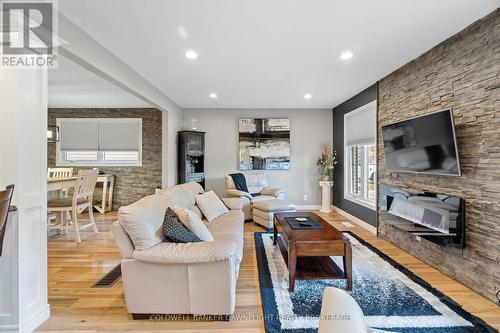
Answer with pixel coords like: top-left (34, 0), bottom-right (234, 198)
top-left (340, 51), bottom-right (353, 60)
top-left (209, 92), bottom-right (218, 99)
top-left (304, 94), bottom-right (312, 100)
top-left (185, 50), bottom-right (198, 60)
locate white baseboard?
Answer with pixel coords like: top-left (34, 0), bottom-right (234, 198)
top-left (20, 304), bottom-right (50, 333)
top-left (332, 205), bottom-right (377, 234)
top-left (294, 205), bottom-right (321, 211)
top-left (0, 304), bottom-right (50, 333)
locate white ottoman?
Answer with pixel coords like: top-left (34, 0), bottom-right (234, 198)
top-left (252, 199), bottom-right (296, 229)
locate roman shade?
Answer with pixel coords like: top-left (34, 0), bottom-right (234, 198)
top-left (57, 118), bottom-right (142, 165)
top-left (345, 101), bottom-right (376, 146)
top-left (60, 121), bottom-right (99, 150)
top-left (99, 121), bottom-right (141, 151)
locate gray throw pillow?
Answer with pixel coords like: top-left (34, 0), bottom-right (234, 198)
top-left (163, 207), bottom-right (202, 243)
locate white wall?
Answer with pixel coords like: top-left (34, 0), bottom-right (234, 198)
top-left (165, 107), bottom-right (182, 187)
top-left (0, 68), bottom-right (50, 332)
top-left (182, 109), bottom-right (333, 205)
top-left (58, 14), bottom-right (183, 188)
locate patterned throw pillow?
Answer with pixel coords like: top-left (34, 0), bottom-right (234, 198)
top-left (163, 207), bottom-right (202, 243)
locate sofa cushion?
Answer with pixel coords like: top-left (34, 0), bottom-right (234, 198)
top-left (177, 181), bottom-right (205, 197)
top-left (133, 240), bottom-right (238, 264)
top-left (221, 197), bottom-right (243, 210)
top-left (163, 208), bottom-right (201, 243)
top-left (173, 207), bottom-right (214, 242)
top-left (246, 173), bottom-right (268, 194)
top-left (196, 191), bottom-right (229, 222)
top-left (118, 185), bottom-right (197, 251)
top-left (207, 210), bottom-right (244, 235)
top-left (228, 173), bottom-right (249, 193)
top-left (206, 210), bottom-right (244, 262)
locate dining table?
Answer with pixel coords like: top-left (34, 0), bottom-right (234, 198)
top-left (47, 174), bottom-right (115, 214)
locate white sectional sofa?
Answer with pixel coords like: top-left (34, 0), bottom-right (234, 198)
top-left (112, 182), bottom-right (244, 319)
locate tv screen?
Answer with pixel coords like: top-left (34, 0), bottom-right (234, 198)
top-left (381, 109), bottom-right (460, 176)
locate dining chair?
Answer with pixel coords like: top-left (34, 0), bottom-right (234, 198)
top-left (47, 167), bottom-right (74, 178)
top-left (0, 185), bottom-right (15, 257)
top-left (48, 167), bottom-right (74, 199)
top-left (47, 169), bottom-right (99, 243)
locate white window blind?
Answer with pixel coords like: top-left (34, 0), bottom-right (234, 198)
top-left (99, 122), bottom-right (141, 151)
top-left (345, 101), bottom-right (376, 146)
top-left (343, 101), bottom-right (377, 210)
top-left (60, 121), bottom-right (99, 150)
top-left (56, 118), bottom-right (142, 166)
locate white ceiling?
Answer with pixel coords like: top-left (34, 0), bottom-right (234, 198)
top-left (49, 56), bottom-right (150, 108)
top-left (51, 0), bottom-right (499, 109)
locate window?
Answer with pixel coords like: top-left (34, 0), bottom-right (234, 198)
top-left (56, 118), bottom-right (142, 166)
top-left (346, 143), bottom-right (376, 207)
top-left (344, 101), bottom-right (377, 209)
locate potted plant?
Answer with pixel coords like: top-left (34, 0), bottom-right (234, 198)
top-left (317, 144), bottom-right (338, 181)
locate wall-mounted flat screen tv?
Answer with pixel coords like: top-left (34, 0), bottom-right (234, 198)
top-left (381, 109), bottom-right (460, 176)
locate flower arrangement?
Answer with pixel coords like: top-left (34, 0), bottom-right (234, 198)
top-left (316, 144), bottom-right (338, 181)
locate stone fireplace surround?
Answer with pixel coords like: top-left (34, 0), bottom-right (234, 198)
top-left (377, 9), bottom-right (500, 303)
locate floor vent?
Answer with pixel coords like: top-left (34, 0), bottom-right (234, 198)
top-left (92, 264), bottom-right (122, 288)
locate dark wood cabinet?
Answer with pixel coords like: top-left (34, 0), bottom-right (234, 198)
top-left (178, 131), bottom-right (205, 189)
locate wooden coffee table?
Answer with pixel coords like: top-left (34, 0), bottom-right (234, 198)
top-left (273, 212), bottom-right (352, 292)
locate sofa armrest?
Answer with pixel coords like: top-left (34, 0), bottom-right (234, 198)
top-left (133, 241), bottom-right (237, 264)
top-left (261, 187), bottom-right (285, 197)
top-left (226, 188), bottom-right (252, 199)
top-left (112, 221), bottom-right (134, 259)
top-left (221, 197), bottom-right (243, 210)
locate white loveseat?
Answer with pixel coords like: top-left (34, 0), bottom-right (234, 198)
top-left (225, 173), bottom-right (285, 219)
top-left (112, 182), bottom-right (244, 318)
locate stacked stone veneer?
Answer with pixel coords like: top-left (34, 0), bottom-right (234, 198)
top-left (377, 9), bottom-right (500, 303)
top-left (48, 108), bottom-right (162, 210)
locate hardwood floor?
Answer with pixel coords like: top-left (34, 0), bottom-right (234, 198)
top-left (37, 211), bottom-right (500, 332)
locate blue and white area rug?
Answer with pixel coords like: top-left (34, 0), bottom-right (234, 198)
top-left (255, 232), bottom-right (497, 333)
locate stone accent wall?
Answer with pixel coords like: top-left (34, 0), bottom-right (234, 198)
top-left (48, 108), bottom-right (162, 210)
top-left (377, 9), bottom-right (500, 303)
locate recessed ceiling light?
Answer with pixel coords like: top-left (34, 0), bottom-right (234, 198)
top-left (340, 51), bottom-right (353, 60)
top-left (209, 92), bottom-right (218, 99)
top-left (304, 94), bottom-right (312, 100)
top-left (185, 50), bottom-right (198, 60)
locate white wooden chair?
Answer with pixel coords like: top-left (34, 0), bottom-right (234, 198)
top-left (47, 167), bottom-right (74, 178)
top-left (47, 169), bottom-right (99, 243)
top-left (47, 167), bottom-right (74, 199)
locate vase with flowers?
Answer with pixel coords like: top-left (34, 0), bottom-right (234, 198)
top-left (316, 144), bottom-right (338, 181)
